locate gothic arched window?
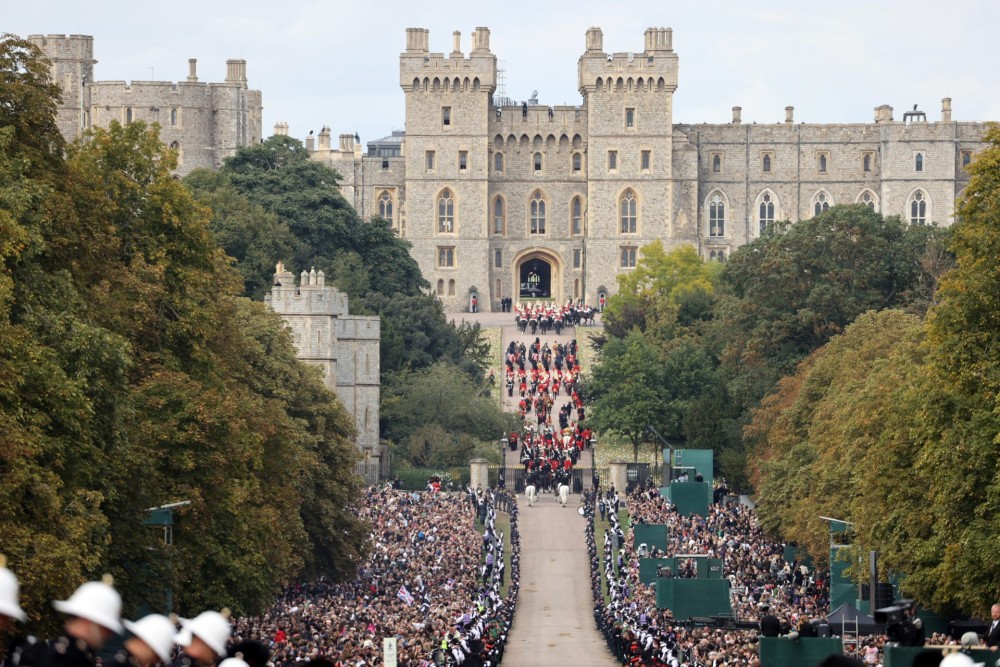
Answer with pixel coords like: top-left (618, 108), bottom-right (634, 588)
top-left (530, 191), bottom-right (546, 234)
top-left (571, 196), bottom-right (583, 236)
top-left (438, 189), bottom-right (455, 233)
top-left (708, 193), bottom-right (725, 237)
top-left (378, 191), bottom-right (393, 221)
top-left (620, 190), bottom-right (637, 234)
top-left (493, 196), bottom-right (505, 235)
top-left (909, 190), bottom-right (928, 225)
top-left (758, 192), bottom-right (775, 234)
top-left (813, 191), bottom-right (831, 217)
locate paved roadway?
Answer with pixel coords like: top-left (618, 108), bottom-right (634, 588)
top-left (452, 311), bottom-right (616, 667)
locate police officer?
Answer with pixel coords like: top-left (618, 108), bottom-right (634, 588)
top-left (43, 576), bottom-right (123, 667)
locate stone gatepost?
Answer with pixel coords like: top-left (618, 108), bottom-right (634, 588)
top-left (608, 460), bottom-right (629, 495)
top-left (470, 458), bottom-right (490, 492)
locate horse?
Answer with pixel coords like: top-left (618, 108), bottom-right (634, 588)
top-left (554, 318), bottom-right (563, 335)
top-left (558, 484), bottom-right (570, 506)
top-left (539, 315), bottom-right (551, 335)
top-left (516, 315), bottom-right (528, 334)
top-left (525, 484), bottom-right (537, 507)
top-left (578, 308), bottom-right (596, 326)
top-left (529, 317), bottom-right (538, 335)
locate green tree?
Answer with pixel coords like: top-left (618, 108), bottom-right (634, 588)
top-left (588, 332), bottom-right (669, 462)
top-left (382, 363), bottom-right (519, 467)
top-left (602, 242), bottom-right (719, 341)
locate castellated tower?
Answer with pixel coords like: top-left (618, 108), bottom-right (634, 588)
top-left (400, 28), bottom-right (496, 310)
top-left (27, 34), bottom-right (96, 141)
top-left (578, 27), bottom-right (683, 299)
top-left (264, 263), bottom-right (383, 466)
top-left (28, 35), bottom-right (262, 175)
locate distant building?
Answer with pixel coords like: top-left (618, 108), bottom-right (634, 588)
top-left (305, 26), bottom-right (990, 312)
top-left (30, 34), bottom-right (262, 175)
top-left (264, 263), bottom-right (383, 465)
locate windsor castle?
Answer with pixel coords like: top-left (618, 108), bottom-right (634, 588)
top-left (33, 27), bottom-right (990, 315)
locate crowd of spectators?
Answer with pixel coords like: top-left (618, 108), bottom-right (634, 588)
top-left (232, 485), bottom-right (520, 667)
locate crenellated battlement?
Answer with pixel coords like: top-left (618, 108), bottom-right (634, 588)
top-left (400, 27), bottom-right (496, 93)
top-left (489, 104), bottom-right (587, 134)
top-left (578, 26), bottom-right (678, 95)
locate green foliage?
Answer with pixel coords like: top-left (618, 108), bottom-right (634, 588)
top-left (588, 332), bottom-right (669, 462)
top-left (0, 37), bottom-right (368, 627)
top-left (186, 135), bottom-right (426, 301)
top-left (382, 363), bottom-right (519, 467)
top-left (602, 242), bottom-right (719, 341)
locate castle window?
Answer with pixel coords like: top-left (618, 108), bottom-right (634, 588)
top-left (709, 250), bottom-right (726, 262)
top-left (625, 108), bottom-right (635, 128)
top-left (572, 152), bottom-right (582, 172)
top-left (534, 152), bottom-right (543, 172)
top-left (620, 189), bottom-right (637, 234)
top-left (620, 246), bottom-right (637, 269)
top-left (170, 108), bottom-right (177, 126)
top-left (712, 153), bottom-right (721, 173)
top-left (909, 190), bottom-right (928, 225)
top-left (494, 152), bottom-right (504, 172)
top-left (378, 191), bottom-right (393, 221)
top-left (571, 196), bottom-right (583, 235)
top-left (762, 153), bottom-right (772, 173)
top-left (813, 191), bottom-right (831, 216)
top-left (573, 249), bottom-right (582, 269)
top-left (858, 190), bottom-right (877, 211)
top-left (126, 107), bottom-right (133, 124)
top-left (962, 150), bottom-right (972, 168)
top-left (818, 153), bottom-right (828, 173)
top-left (530, 190), bottom-right (546, 235)
top-left (448, 279), bottom-right (456, 296)
top-left (495, 250), bottom-right (502, 268)
top-left (437, 189), bottom-right (454, 233)
top-left (641, 150), bottom-right (651, 171)
top-left (459, 151), bottom-right (468, 171)
top-left (708, 193), bottom-right (726, 237)
top-left (758, 192), bottom-right (775, 234)
top-left (436, 279), bottom-right (445, 296)
top-left (863, 152), bottom-right (873, 172)
top-left (915, 152), bottom-right (924, 172)
top-left (492, 196), bottom-right (505, 235)
top-left (442, 107), bottom-right (451, 126)
top-left (426, 150), bottom-right (435, 172)
top-left (438, 246), bottom-right (455, 268)
top-left (608, 150), bottom-right (618, 172)
top-left (382, 159), bottom-right (389, 170)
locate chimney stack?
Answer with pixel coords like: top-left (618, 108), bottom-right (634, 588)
top-left (452, 31), bottom-right (461, 56)
top-left (187, 58), bottom-right (198, 82)
top-left (405, 28), bottom-right (429, 53)
top-left (732, 106), bottom-right (742, 124)
top-left (472, 27), bottom-right (490, 53)
top-left (225, 59), bottom-right (247, 84)
top-left (785, 106), bottom-right (794, 123)
top-left (585, 27), bottom-right (604, 54)
top-left (941, 97), bottom-right (952, 123)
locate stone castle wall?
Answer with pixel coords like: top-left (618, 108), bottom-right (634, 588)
top-left (303, 26), bottom-right (990, 312)
top-left (29, 34), bottom-right (262, 175)
top-left (264, 265), bottom-right (382, 461)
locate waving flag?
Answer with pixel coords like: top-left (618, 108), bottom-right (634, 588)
top-left (397, 585), bottom-right (414, 606)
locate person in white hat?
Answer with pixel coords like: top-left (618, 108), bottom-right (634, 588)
top-left (44, 575), bottom-right (122, 667)
top-left (0, 555), bottom-right (28, 628)
top-left (172, 610), bottom-right (231, 667)
top-left (121, 614), bottom-right (177, 667)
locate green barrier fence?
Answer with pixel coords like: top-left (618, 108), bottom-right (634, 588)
top-left (758, 637), bottom-right (843, 667)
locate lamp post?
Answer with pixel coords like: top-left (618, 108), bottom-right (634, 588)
top-left (499, 437), bottom-right (508, 489)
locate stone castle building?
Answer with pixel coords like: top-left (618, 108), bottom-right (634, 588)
top-left (264, 264), bottom-right (383, 464)
top-left (305, 26), bottom-right (989, 312)
top-left (30, 34), bottom-right (262, 174)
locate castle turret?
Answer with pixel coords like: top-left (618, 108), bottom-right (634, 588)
top-left (399, 27), bottom-right (496, 310)
top-left (28, 34), bottom-right (97, 141)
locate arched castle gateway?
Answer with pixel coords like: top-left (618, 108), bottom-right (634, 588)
top-left (295, 26), bottom-right (990, 312)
